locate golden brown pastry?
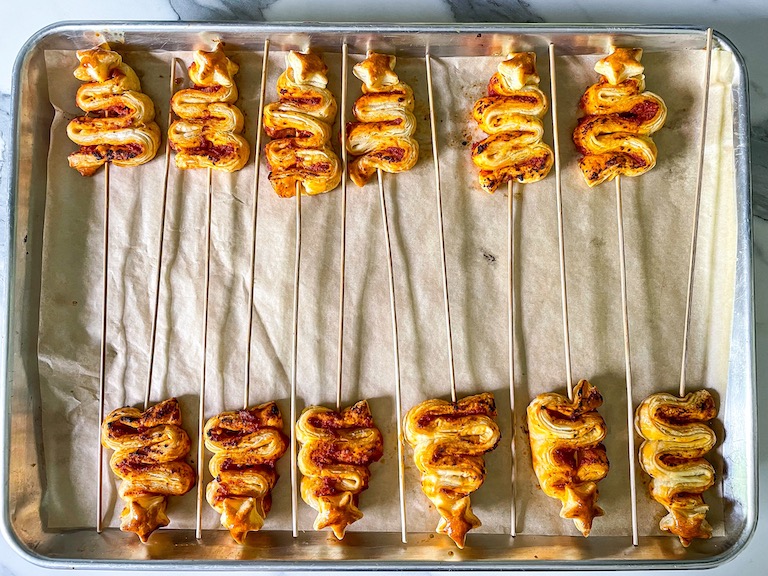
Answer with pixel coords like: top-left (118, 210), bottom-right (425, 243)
top-left (346, 51), bottom-right (419, 187)
top-left (403, 393), bottom-right (500, 549)
top-left (263, 50), bottom-right (341, 197)
top-left (573, 48), bottom-right (667, 187)
top-left (526, 380), bottom-right (609, 537)
top-left (635, 390), bottom-right (717, 546)
top-left (204, 401), bottom-right (288, 543)
top-left (67, 43), bottom-right (161, 176)
top-left (296, 400), bottom-right (383, 539)
top-left (100, 397), bottom-right (195, 542)
top-left (471, 52), bottom-right (554, 193)
top-left (168, 44), bottom-right (250, 172)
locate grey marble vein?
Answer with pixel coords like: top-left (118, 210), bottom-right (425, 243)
top-left (169, 0), bottom-right (277, 21)
top-left (445, 0), bottom-right (544, 23)
top-left (751, 120), bottom-right (768, 220)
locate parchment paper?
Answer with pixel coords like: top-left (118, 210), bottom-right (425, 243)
top-left (38, 45), bottom-right (735, 542)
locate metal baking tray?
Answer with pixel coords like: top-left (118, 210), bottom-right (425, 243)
top-left (1, 22), bottom-right (755, 570)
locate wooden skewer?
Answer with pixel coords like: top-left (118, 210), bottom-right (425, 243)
top-left (336, 42), bottom-right (349, 412)
top-left (96, 162), bottom-right (110, 533)
top-left (144, 57), bottom-right (178, 411)
top-left (679, 28), bottom-right (714, 398)
top-left (244, 38), bottom-right (271, 410)
top-left (195, 167), bottom-right (213, 540)
top-left (425, 50), bottom-right (457, 404)
top-left (290, 179), bottom-right (302, 538)
top-left (548, 43), bottom-right (573, 400)
top-left (507, 179), bottom-right (517, 537)
top-left (614, 175), bottom-right (639, 546)
top-left (377, 168), bottom-right (407, 544)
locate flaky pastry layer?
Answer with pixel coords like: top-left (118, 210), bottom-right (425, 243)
top-left (346, 52), bottom-right (419, 186)
top-left (296, 400), bottom-right (383, 539)
top-left (635, 390), bottom-right (717, 547)
top-left (168, 45), bottom-right (250, 172)
top-left (471, 52), bottom-right (553, 192)
top-left (403, 392), bottom-right (500, 549)
top-left (67, 43), bottom-right (161, 176)
top-left (572, 48), bottom-right (667, 187)
top-left (263, 50), bottom-right (341, 196)
top-left (204, 401), bottom-right (288, 544)
top-left (526, 379), bottom-right (609, 537)
top-left (101, 397), bottom-right (195, 543)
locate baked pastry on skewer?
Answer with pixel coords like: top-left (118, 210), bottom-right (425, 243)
top-left (263, 50), bottom-right (341, 196)
top-left (346, 51), bottom-right (419, 186)
top-left (168, 44), bottom-right (250, 172)
top-left (296, 400), bottom-right (383, 539)
top-left (67, 43), bottom-right (161, 176)
top-left (526, 380), bottom-right (609, 537)
top-left (635, 390), bottom-right (717, 546)
top-left (573, 48), bottom-right (667, 187)
top-left (471, 52), bottom-right (553, 192)
top-left (403, 393), bottom-right (500, 549)
top-left (101, 397), bottom-right (195, 542)
top-left (204, 401), bottom-right (288, 543)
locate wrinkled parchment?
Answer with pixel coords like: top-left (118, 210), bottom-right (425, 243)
top-left (38, 45), bottom-right (735, 542)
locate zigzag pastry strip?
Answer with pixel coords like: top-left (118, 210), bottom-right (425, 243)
top-left (67, 43), bottom-right (161, 176)
top-left (204, 401), bottom-right (288, 543)
top-left (169, 44), bottom-right (250, 172)
top-left (346, 52), bottom-right (419, 187)
top-left (403, 393), bottom-right (500, 549)
top-left (263, 50), bottom-right (341, 197)
top-left (100, 397), bottom-right (195, 542)
top-left (296, 400), bottom-right (383, 539)
top-left (526, 380), bottom-right (609, 537)
top-left (471, 52), bottom-right (553, 193)
top-left (573, 48), bottom-right (667, 187)
top-left (635, 390), bottom-right (717, 546)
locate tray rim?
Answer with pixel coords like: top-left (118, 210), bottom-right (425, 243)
top-left (0, 20), bottom-right (756, 571)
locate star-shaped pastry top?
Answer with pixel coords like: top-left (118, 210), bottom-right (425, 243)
top-left (353, 51), bottom-right (399, 90)
top-left (287, 50), bottom-right (329, 88)
top-left (594, 48), bottom-right (644, 85)
top-left (189, 44), bottom-right (239, 88)
top-left (497, 52), bottom-right (540, 91)
top-left (74, 43), bottom-right (122, 83)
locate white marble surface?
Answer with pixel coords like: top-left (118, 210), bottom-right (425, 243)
top-left (1, 0), bottom-right (766, 574)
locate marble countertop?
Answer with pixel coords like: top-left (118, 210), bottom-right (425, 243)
top-left (1, 1), bottom-right (765, 574)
